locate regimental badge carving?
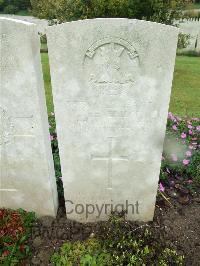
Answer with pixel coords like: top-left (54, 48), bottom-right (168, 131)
top-left (84, 37), bottom-right (140, 85)
top-left (0, 107), bottom-right (14, 146)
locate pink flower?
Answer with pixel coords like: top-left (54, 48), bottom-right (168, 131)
top-left (189, 145), bottom-right (193, 150)
top-left (196, 126), bottom-right (200, 131)
top-left (189, 130), bottom-right (193, 135)
top-left (187, 180), bottom-right (193, 184)
top-left (159, 183), bottom-right (165, 192)
top-left (172, 125), bottom-right (178, 131)
top-left (168, 112), bottom-right (173, 120)
top-left (168, 112), bottom-right (177, 122)
top-left (181, 133), bottom-right (187, 139)
top-left (183, 159), bottom-right (190, 166)
top-left (50, 135), bottom-right (54, 141)
top-left (188, 125), bottom-right (193, 129)
top-left (171, 154), bottom-right (178, 162)
top-left (185, 151), bottom-right (192, 157)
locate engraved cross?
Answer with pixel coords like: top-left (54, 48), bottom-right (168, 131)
top-left (91, 138), bottom-right (129, 190)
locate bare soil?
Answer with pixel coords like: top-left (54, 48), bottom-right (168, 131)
top-left (22, 192), bottom-right (200, 266)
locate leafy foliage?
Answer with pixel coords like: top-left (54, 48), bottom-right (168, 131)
top-left (159, 113), bottom-right (200, 201)
top-left (51, 215), bottom-right (184, 265)
top-left (12, 0), bottom-right (31, 10)
top-left (49, 113), bottom-right (63, 197)
top-left (177, 33), bottom-right (191, 49)
top-left (0, 209), bottom-right (36, 265)
top-left (0, 0), bottom-right (31, 13)
top-left (3, 4), bottom-right (18, 13)
top-left (30, 0), bottom-right (192, 25)
top-left (163, 113), bottom-right (200, 182)
top-left (51, 239), bottom-right (111, 265)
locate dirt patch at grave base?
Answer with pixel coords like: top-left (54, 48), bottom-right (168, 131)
top-left (24, 196), bottom-right (200, 266)
top-left (154, 198), bottom-right (200, 265)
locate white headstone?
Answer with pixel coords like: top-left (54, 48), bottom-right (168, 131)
top-left (0, 18), bottom-right (58, 217)
top-left (179, 20), bottom-right (200, 51)
top-left (196, 31), bottom-right (200, 53)
top-left (47, 19), bottom-right (178, 222)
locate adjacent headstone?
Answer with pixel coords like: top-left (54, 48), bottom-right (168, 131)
top-left (196, 31), bottom-right (200, 53)
top-left (0, 15), bottom-right (48, 34)
top-left (0, 18), bottom-right (58, 217)
top-left (178, 20), bottom-right (200, 51)
top-left (47, 19), bottom-right (179, 222)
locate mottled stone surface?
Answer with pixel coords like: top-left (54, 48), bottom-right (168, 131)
top-left (0, 15), bottom-right (48, 34)
top-left (196, 31), bottom-right (200, 52)
top-left (0, 18), bottom-right (58, 216)
top-left (47, 19), bottom-right (179, 222)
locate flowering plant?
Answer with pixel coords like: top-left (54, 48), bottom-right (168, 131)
top-left (159, 113), bottom-right (200, 201)
top-left (49, 112), bottom-right (63, 197)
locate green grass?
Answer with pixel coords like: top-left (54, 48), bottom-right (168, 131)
top-left (16, 10), bottom-right (31, 16)
top-left (170, 55), bottom-right (200, 117)
top-left (41, 43), bottom-right (48, 50)
top-left (41, 53), bottom-right (54, 114)
top-left (41, 53), bottom-right (200, 118)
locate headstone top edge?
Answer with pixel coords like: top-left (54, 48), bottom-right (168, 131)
top-left (47, 18), bottom-right (179, 33)
top-left (0, 17), bottom-right (36, 26)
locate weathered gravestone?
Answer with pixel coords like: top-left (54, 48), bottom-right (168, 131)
top-left (179, 20), bottom-right (200, 52)
top-left (47, 19), bottom-right (179, 222)
top-left (0, 18), bottom-right (58, 217)
top-left (196, 32), bottom-right (200, 53)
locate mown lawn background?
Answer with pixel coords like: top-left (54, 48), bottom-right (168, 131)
top-left (41, 53), bottom-right (200, 118)
top-left (170, 56), bottom-right (200, 117)
top-left (41, 53), bottom-right (54, 114)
